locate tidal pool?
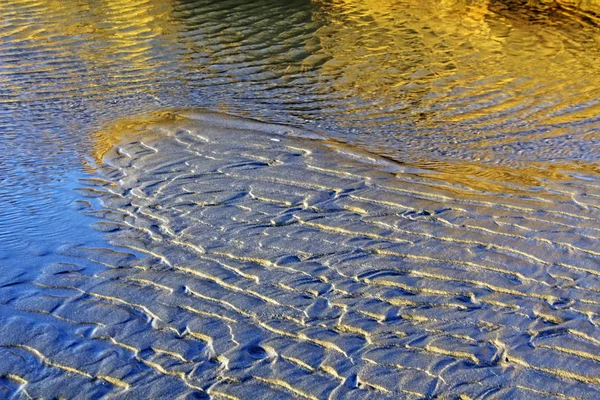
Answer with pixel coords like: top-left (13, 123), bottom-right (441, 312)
top-left (1, 0), bottom-right (600, 398)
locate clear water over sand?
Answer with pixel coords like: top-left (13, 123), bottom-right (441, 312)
top-left (2, 0), bottom-right (600, 398)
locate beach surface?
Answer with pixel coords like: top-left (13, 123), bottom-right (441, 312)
top-left (3, 111), bottom-right (600, 399)
top-left (2, 0), bottom-right (600, 398)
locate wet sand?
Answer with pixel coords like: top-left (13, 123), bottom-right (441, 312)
top-left (3, 111), bottom-right (600, 399)
top-left (2, 0), bottom-right (600, 398)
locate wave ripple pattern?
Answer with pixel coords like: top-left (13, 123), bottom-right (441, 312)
top-left (4, 113), bottom-right (600, 399)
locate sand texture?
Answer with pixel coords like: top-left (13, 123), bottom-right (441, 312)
top-left (3, 112), bottom-right (600, 399)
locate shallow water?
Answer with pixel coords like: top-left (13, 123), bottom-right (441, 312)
top-left (2, 0), bottom-right (600, 398)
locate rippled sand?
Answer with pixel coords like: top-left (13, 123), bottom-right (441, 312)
top-left (3, 111), bottom-right (600, 399)
top-left (2, 0), bottom-right (600, 398)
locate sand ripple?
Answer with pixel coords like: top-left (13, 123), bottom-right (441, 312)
top-left (3, 112), bottom-right (600, 398)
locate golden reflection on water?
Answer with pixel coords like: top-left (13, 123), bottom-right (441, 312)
top-left (0, 0), bottom-right (175, 102)
top-left (297, 0), bottom-right (600, 190)
top-left (92, 110), bottom-right (181, 162)
top-left (10, 0), bottom-right (598, 192)
top-left (413, 160), bottom-right (596, 193)
top-left (308, 0), bottom-right (600, 123)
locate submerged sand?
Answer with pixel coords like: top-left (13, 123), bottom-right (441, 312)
top-left (2, 111), bottom-right (600, 399)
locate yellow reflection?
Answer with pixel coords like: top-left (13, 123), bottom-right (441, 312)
top-left (308, 0), bottom-right (600, 130)
top-left (411, 160), bottom-right (595, 194)
top-left (306, 0), bottom-right (495, 98)
top-left (559, 0), bottom-right (600, 14)
top-left (295, 0), bottom-right (600, 191)
top-left (0, 0), bottom-right (175, 99)
top-left (92, 110), bottom-right (183, 165)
